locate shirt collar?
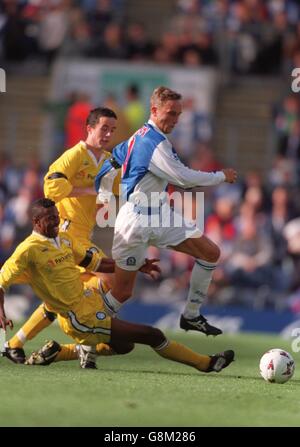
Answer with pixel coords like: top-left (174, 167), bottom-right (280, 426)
top-left (81, 140), bottom-right (105, 166)
top-left (32, 230), bottom-right (61, 247)
top-left (148, 119), bottom-right (167, 138)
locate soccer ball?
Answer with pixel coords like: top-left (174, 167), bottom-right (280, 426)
top-left (259, 349), bottom-right (295, 384)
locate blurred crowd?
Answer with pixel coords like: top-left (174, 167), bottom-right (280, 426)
top-left (1, 0), bottom-right (300, 75)
top-left (0, 153), bottom-right (44, 314)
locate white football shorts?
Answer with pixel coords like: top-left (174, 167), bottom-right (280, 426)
top-left (112, 201), bottom-right (202, 270)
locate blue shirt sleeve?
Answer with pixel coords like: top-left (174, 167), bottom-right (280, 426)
top-left (94, 141), bottom-right (128, 191)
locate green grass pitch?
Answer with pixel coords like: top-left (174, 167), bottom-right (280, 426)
top-left (0, 324), bottom-right (299, 427)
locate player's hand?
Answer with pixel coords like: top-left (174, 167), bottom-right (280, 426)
top-left (139, 258), bottom-right (161, 280)
top-left (222, 168), bottom-right (237, 183)
top-left (0, 314), bottom-right (13, 331)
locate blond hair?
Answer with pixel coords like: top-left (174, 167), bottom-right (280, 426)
top-left (150, 86), bottom-right (182, 107)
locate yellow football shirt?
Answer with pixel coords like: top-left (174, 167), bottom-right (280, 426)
top-left (44, 141), bottom-right (120, 238)
top-left (0, 231), bottom-right (103, 315)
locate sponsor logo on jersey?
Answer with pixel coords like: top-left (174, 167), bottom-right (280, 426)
top-left (53, 253), bottom-right (73, 265)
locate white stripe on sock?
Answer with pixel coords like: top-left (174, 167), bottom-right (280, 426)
top-left (16, 329), bottom-right (27, 344)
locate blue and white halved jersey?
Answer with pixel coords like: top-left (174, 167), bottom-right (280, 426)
top-left (95, 120), bottom-right (225, 205)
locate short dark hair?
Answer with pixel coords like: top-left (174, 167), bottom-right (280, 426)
top-left (31, 198), bottom-right (55, 219)
top-left (86, 107), bottom-right (117, 127)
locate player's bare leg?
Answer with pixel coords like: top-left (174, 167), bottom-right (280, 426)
top-left (103, 266), bottom-right (138, 316)
top-left (110, 319), bottom-right (234, 373)
top-left (95, 272), bottom-right (115, 290)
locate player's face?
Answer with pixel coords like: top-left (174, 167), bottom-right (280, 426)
top-left (86, 117), bottom-right (117, 150)
top-left (34, 206), bottom-right (60, 238)
top-left (151, 100), bottom-right (182, 134)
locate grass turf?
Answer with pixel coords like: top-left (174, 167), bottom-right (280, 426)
top-left (0, 325), bottom-right (299, 427)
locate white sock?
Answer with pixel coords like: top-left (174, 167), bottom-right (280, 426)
top-left (183, 259), bottom-right (217, 319)
top-left (103, 290), bottom-right (123, 316)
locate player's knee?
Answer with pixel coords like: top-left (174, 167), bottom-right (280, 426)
top-left (148, 327), bottom-right (165, 347)
top-left (212, 245), bottom-right (221, 262)
top-left (113, 342), bottom-right (135, 355)
top-left (204, 243), bottom-right (221, 263)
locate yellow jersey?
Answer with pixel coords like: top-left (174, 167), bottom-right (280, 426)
top-left (44, 141), bottom-right (120, 237)
top-left (0, 231), bottom-right (103, 315)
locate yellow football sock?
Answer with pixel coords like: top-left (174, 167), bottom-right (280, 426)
top-left (154, 340), bottom-right (211, 371)
top-left (55, 344), bottom-right (78, 362)
top-left (9, 304), bottom-right (53, 349)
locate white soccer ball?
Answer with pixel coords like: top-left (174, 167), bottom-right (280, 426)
top-left (259, 349), bottom-right (295, 384)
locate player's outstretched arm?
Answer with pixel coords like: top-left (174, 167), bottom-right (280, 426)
top-left (150, 140), bottom-right (233, 188)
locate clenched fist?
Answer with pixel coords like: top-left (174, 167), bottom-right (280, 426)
top-left (222, 168), bottom-right (238, 184)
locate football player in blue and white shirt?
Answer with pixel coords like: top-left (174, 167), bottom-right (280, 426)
top-left (95, 86), bottom-right (237, 335)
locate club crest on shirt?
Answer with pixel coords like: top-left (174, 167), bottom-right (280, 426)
top-left (126, 256), bottom-right (136, 266)
top-left (83, 288), bottom-right (92, 297)
top-left (96, 311), bottom-right (106, 320)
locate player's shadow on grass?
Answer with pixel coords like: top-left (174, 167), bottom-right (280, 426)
top-left (98, 367), bottom-right (244, 380)
top-left (99, 368), bottom-right (300, 384)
